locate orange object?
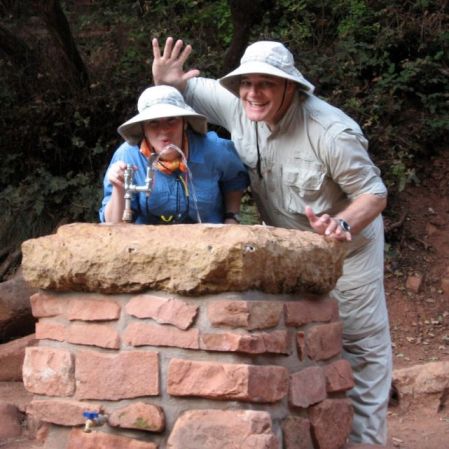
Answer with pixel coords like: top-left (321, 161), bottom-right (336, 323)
top-left (140, 133), bottom-right (188, 174)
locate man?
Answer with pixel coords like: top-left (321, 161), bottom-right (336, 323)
top-left (152, 37), bottom-right (392, 445)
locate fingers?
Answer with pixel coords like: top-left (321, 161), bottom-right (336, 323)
top-left (317, 214), bottom-right (332, 230)
top-left (162, 36), bottom-right (174, 59)
top-left (330, 227), bottom-right (352, 241)
top-left (306, 207), bottom-right (352, 241)
top-left (159, 37), bottom-right (185, 62)
top-left (304, 206), bottom-right (317, 223)
top-left (108, 162), bottom-right (127, 188)
top-left (152, 38), bottom-right (161, 60)
top-left (170, 39), bottom-right (184, 60)
top-left (178, 43), bottom-right (192, 65)
top-left (154, 36), bottom-right (193, 65)
top-left (182, 68), bottom-right (201, 82)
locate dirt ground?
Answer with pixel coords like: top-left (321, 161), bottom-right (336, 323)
top-left (383, 151), bottom-right (449, 448)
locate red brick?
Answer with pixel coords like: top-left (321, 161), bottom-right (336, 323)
top-left (67, 296), bottom-right (121, 321)
top-left (75, 350), bottom-right (159, 400)
top-left (30, 292), bottom-right (64, 317)
top-left (324, 359), bottom-right (355, 393)
top-left (285, 298), bottom-right (338, 327)
top-left (35, 321), bottom-right (66, 342)
top-left (289, 366), bottom-right (327, 408)
top-left (124, 322), bottom-right (199, 349)
top-left (168, 358), bottom-right (288, 402)
top-left (208, 300), bottom-right (248, 327)
top-left (282, 416), bottom-right (314, 449)
top-left (167, 409), bottom-right (279, 449)
top-left (126, 294), bottom-right (198, 330)
top-left (200, 330), bottom-right (288, 354)
top-left (66, 322), bottom-right (120, 349)
top-left (208, 299), bottom-right (282, 330)
top-left (301, 321), bottom-right (343, 361)
top-left (308, 398), bottom-right (353, 449)
top-left (27, 399), bottom-right (102, 426)
top-left (66, 428), bottom-right (157, 449)
top-left (23, 347), bottom-right (75, 397)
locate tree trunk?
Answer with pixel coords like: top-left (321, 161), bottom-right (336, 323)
top-left (223, 0), bottom-right (273, 73)
top-left (35, 0), bottom-right (89, 89)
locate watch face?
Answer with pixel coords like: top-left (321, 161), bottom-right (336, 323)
top-left (339, 219), bottom-right (351, 232)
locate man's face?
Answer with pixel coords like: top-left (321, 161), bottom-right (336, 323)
top-left (238, 74), bottom-right (295, 128)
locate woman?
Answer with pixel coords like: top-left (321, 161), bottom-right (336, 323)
top-left (99, 85), bottom-right (249, 224)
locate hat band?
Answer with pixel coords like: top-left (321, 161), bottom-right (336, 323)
top-left (139, 97), bottom-right (191, 113)
top-left (241, 54), bottom-right (297, 75)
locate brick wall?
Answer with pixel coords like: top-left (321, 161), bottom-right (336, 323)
top-left (23, 290), bottom-right (354, 449)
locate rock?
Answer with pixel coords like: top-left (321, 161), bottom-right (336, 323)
top-left (0, 381), bottom-right (33, 412)
top-left (0, 334), bottom-right (37, 381)
top-left (405, 273), bottom-right (424, 293)
top-left (0, 269), bottom-right (37, 342)
top-left (167, 409), bottom-right (279, 449)
top-left (392, 361), bottom-right (449, 412)
top-left (308, 398), bottom-right (353, 449)
top-left (108, 402), bottom-right (165, 432)
top-left (0, 401), bottom-right (23, 439)
top-left (21, 223), bottom-right (346, 295)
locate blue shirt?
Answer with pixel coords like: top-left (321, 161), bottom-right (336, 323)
top-left (99, 130), bottom-right (249, 224)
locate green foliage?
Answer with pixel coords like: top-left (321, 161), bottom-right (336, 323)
top-left (0, 0), bottom-right (448, 251)
top-left (257, 0), bottom-right (449, 191)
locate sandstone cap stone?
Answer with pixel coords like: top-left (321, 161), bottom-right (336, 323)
top-left (21, 223), bottom-right (346, 295)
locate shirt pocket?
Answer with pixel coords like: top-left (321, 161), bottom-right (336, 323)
top-left (282, 161), bottom-right (326, 214)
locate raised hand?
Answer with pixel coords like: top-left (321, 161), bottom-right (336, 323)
top-left (152, 37), bottom-right (200, 91)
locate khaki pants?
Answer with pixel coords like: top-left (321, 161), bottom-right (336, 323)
top-left (343, 322), bottom-right (392, 445)
top-left (333, 275), bottom-right (392, 445)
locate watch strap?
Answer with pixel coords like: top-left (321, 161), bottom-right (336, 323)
top-left (224, 212), bottom-right (241, 223)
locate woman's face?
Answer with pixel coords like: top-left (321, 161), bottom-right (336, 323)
top-left (144, 117), bottom-right (184, 154)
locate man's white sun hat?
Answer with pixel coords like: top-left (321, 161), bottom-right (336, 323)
top-left (219, 41), bottom-right (315, 97)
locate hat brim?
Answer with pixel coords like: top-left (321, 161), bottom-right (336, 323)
top-left (219, 61), bottom-right (315, 97)
top-left (118, 103), bottom-right (207, 145)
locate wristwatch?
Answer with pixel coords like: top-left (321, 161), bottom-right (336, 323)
top-left (337, 218), bottom-right (351, 232)
top-left (224, 212), bottom-right (241, 223)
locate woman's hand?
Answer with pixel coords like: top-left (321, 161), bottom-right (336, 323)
top-left (108, 161), bottom-right (128, 190)
top-left (152, 37), bottom-right (200, 91)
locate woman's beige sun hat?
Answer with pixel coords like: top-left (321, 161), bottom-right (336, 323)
top-left (219, 41), bottom-right (315, 97)
top-left (118, 85), bottom-right (207, 145)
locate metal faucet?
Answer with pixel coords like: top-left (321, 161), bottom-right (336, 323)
top-left (82, 410), bottom-right (107, 433)
top-left (122, 154), bottom-right (158, 223)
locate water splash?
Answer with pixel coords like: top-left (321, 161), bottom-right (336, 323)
top-left (156, 144), bottom-right (202, 224)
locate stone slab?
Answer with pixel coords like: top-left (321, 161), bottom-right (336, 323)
top-left (21, 223), bottom-right (346, 295)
